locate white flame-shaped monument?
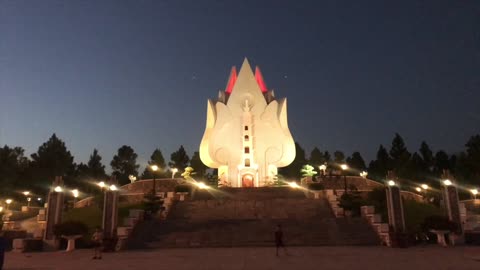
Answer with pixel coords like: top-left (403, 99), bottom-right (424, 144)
top-left (200, 59), bottom-right (295, 187)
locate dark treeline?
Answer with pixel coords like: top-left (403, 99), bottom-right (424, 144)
top-left (279, 133), bottom-right (480, 189)
top-left (0, 134), bottom-right (208, 197)
top-left (1, 133), bottom-right (479, 197)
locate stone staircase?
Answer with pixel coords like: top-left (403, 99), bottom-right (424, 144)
top-left (129, 187), bottom-right (380, 249)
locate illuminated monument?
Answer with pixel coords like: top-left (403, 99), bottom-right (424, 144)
top-left (200, 59), bottom-right (295, 187)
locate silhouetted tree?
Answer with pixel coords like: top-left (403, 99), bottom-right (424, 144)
top-left (190, 151), bottom-right (208, 178)
top-left (389, 133), bottom-right (411, 178)
top-left (433, 150), bottom-right (450, 177)
top-left (0, 145), bottom-right (30, 192)
top-left (333, 151), bottom-right (345, 164)
top-left (30, 134), bottom-right (75, 189)
top-left (368, 145), bottom-right (391, 181)
top-left (346, 152), bottom-right (367, 172)
top-left (142, 148), bottom-right (167, 179)
top-left (168, 145), bottom-right (190, 171)
top-left (419, 141), bottom-right (434, 172)
top-left (111, 145), bottom-right (139, 185)
top-left (323, 151), bottom-right (332, 164)
top-left (309, 147), bottom-right (325, 168)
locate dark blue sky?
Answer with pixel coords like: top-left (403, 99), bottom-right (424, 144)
top-left (1, 0), bottom-right (479, 170)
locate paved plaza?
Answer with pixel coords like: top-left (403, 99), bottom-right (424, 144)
top-left (5, 246), bottom-right (480, 270)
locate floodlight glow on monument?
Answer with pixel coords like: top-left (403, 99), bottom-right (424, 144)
top-left (199, 59), bottom-right (295, 187)
top-left (443, 179), bottom-right (452, 186)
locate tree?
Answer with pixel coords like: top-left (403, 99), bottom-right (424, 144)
top-left (309, 147), bottom-right (325, 168)
top-left (419, 141), bottom-right (434, 171)
top-left (111, 145), bottom-right (139, 185)
top-left (465, 135), bottom-right (480, 179)
top-left (368, 145), bottom-right (391, 181)
top-left (389, 133), bottom-right (411, 178)
top-left (0, 145), bottom-right (30, 192)
top-left (433, 150), bottom-right (450, 177)
top-left (346, 152), bottom-right (367, 172)
top-left (30, 134), bottom-right (75, 188)
top-left (142, 148), bottom-right (167, 179)
top-left (333, 151), bottom-right (345, 164)
top-left (323, 151), bottom-right (331, 164)
top-left (168, 145), bottom-right (190, 170)
top-left (87, 149), bottom-right (106, 179)
top-left (190, 151), bottom-right (208, 178)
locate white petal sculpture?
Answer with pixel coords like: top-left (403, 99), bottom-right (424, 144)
top-left (199, 58), bottom-right (296, 187)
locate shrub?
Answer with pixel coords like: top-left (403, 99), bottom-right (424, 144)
top-left (403, 200), bottom-right (445, 233)
top-left (53, 221), bottom-right (88, 237)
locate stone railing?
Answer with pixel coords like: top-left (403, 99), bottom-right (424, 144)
top-left (360, 206), bottom-right (391, 247)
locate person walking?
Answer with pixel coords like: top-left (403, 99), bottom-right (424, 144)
top-left (91, 227), bottom-right (104, 260)
top-left (274, 224), bottom-right (288, 256)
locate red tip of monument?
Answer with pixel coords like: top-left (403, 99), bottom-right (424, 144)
top-left (255, 66), bottom-right (268, 93)
top-left (225, 66), bottom-right (237, 94)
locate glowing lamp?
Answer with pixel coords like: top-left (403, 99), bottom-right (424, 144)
top-left (415, 187), bottom-right (422, 192)
top-left (98, 181), bottom-right (106, 188)
top-left (54, 186), bottom-right (63, 192)
top-left (23, 191), bottom-right (30, 196)
top-left (340, 164), bottom-right (348, 171)
top-left (150, 165), bottom-right (159, 171)
top-left (109, 185), bottom-right (118, 191)
top-left (0, 207), bottom-right (3, 212)
top-left (72, 189), bottom-right (79, 198)
top-left (27, 197), bottom-right (31, 202)
top-left (443, 179), bottom-right (452, 186)
top-left (360, 171), bottom-right (368, 178)
top-left (195, 182), bottom-right (209, 189)
top-left (288, 182), bottom-right (300, 188)
top-left (37, 197), bottom-right (42, 201)
top-left (421, 184), bottom-right (429, 190)
top-left (470, 189), bottom-right (478, 195)
top-left (387, 180), bottom-right (396, 186)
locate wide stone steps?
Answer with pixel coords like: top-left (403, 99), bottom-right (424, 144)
top-left (127, 187), bottom-right (379, 249)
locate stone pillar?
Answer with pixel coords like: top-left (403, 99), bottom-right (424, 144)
top-left (43, 176), bottom-right (64, 248)
top-left (102, 176), bottom-right (119, 241)
top-left (385, 171), bottom-right (406, 233)
top-left (441, 170), bottom-right (463, 235)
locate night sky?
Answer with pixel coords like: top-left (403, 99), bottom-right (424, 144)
top-left (1, 0), bottom-right (479, 170)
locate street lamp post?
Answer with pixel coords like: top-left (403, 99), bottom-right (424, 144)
top-left (340, 164), bottom-right (348, 194)
top-left (471, 189), bottom-right (478, 200)
top-left (5, 199), bottom-right (12, 210)
top-left (150, 165), bottom-right (158, 196)
top-left (72, 189), bottom-right (79, 207)
top-left (171, 168), bottom-right (178, 179)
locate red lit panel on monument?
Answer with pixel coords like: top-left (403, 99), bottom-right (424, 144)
top-left (225, 66), bottom-right (237, 94)
top-left (255, 66), bottom-right (268, 93)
